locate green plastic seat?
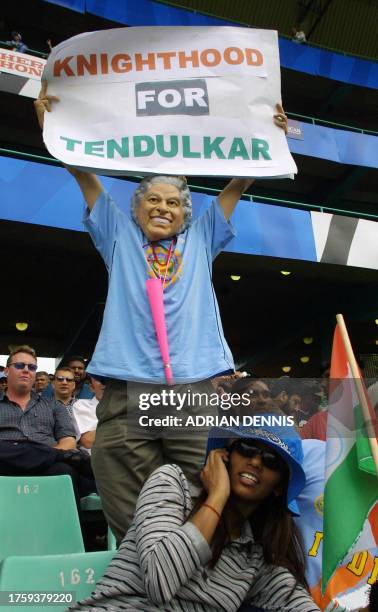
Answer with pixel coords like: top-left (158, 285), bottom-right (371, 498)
top-left (107, 526), bottom-right (117, 551)
top-left (0, 475), bottom-right (84, 561)
top-left (0, 550), bottom-right (114, 610)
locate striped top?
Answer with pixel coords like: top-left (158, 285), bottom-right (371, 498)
top-left (71, 464), bottom-right (320, 611)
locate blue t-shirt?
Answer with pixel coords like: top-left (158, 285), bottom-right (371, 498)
top-left (84, 191), bottom-right (236, 383)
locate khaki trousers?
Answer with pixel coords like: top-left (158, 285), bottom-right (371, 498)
top-left (91, 378), bottom-right (216, 543)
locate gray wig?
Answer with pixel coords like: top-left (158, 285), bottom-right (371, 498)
top-left (130, 175), bottom-right (192, 233)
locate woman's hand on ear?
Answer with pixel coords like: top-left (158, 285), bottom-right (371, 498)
top-left (189, 450), bottom-right (230, 544)
top-left (201, 449), bottom-right (231, 505)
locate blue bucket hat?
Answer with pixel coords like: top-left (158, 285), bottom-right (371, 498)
top-left (205, 419), bottom-right (306, 516)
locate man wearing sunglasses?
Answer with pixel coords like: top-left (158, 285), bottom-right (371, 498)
top-left (0, 345), bottom-right (91, 504)
top-left (53, 367), bottom-right (76, 408)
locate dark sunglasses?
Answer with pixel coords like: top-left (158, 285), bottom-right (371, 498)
top-left (55, 376), bottom-right (75, 383)
top-left (9, 362), bottom-right (37, 372)
top-left (229, 439), bottom-right (287, 472)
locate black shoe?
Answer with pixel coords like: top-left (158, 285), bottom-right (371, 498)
top-left (58, 449), bottom-right (93, 478)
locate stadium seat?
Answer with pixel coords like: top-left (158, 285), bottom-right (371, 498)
top-left (107, 526), bottom-right (117, 550)
top-left (0, 550), bottom-right (114, 611)
top-left (80, 492), bottom-right (102, 511)
top-left (0, 475), bottom-right (84, 560)
top-left (80, 493), bottom-right (117, 550)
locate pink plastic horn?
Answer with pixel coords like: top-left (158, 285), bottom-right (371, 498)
top-left (146, 278), bottom-right (173, 384)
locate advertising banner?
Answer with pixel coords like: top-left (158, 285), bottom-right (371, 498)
top-left (311, 211), bottom-right (378, 270)
top-left (0, 49), bottom-right (45, 98)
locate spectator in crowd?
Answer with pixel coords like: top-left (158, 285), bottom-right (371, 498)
top-left (270, 378), bottom-right (320, 427)
top-left (299, 365), bottom-right (330, 439)
top-left (300, 409), bottom-right (328, 441)
top-left (297, 380), bottom-right (322, 425)
top-left (0, 345), bottom-right (91, 504)
top-left (71, 421), bottom-right (319, 611)
top-left (53, 366), bottom-right (98, 495)
top-left (0, 371), bottom-right (7, 400)
top-left (271, 378), bottom-right (303, 417)
top-left (35, 88), bottom-right (289, 542)
top-left (73, 376), bottom-right (104, 454)
top-left (231, 376), bottom-right (273, 417)
top-left (53, 366), bottom-right (83, 447)
top-left (291, 27), bottom-right (306, 43)
top-left (43, 356), bottom-right (94, 400)
top-left (301, 378), bottom-right (378, 441)
top-left (53, 366), bottom-right (76, 407)
top-left (35, 370), bottom-right (50, 394)
top-left (63, 356), bottom-right (94, 400)
top-left (6, 31), bottom-right (27, 53)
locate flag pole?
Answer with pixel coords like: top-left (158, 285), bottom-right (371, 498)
top-left (336, 313), bottom-right (378, 475)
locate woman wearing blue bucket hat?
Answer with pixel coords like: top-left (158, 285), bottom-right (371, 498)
top-left (71, 418), bottom-right (319, 611)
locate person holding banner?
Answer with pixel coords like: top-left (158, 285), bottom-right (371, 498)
top-left (35, 88), bottom-right (288, 543)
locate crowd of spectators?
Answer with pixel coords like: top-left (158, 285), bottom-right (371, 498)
top-left (0, 21), bottom-right (375, 608)
top-left (1, 346), bottom-right (375, 520)
top-left (212, 371), bottom-right (328, 430)
top-left (0, 345), bottom-right (97, 506)
top-left (214, 369), bottom-right (377, 435)
top-left (1, 349), bottom-right (376, 496)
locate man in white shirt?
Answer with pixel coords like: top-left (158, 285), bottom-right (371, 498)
top-left (73, 377), bottom-right (105, 454)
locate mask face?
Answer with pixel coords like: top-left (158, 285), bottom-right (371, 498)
top-left (136, 183), bottom-right (185, 241)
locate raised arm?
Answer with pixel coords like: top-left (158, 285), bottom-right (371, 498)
top-left (218, 103), bottom-right (288, 220)
top-left (64, 165), bottom-right (103, 210)
top-left (34, 82), bottom-right (103, 210)
top-left (218, 178), bottom-right (255, 220)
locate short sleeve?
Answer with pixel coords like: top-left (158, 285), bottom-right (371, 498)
top-left (83, 190), bottom-right (125, 269)
top-left (53, 401), bottom-right (77, 441)
top-left (194, 198), bottom-right (236, 260)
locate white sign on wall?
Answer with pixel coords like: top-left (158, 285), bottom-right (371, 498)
top-left (0, 49), bottom-right (45, 98)
top-left (42, 26), bottom-right (297, 178)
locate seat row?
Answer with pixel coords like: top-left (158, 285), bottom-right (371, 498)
top-left (0, 474), bottom-right (115, 610)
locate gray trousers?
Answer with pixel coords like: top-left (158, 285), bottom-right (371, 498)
top-left (91, 378), bottom-right (216, 543)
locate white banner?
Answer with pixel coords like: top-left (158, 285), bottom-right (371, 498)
top-left (42, 26), bottom-right (297, 178)
top-left (0, 48), bottom-right (45, 98)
